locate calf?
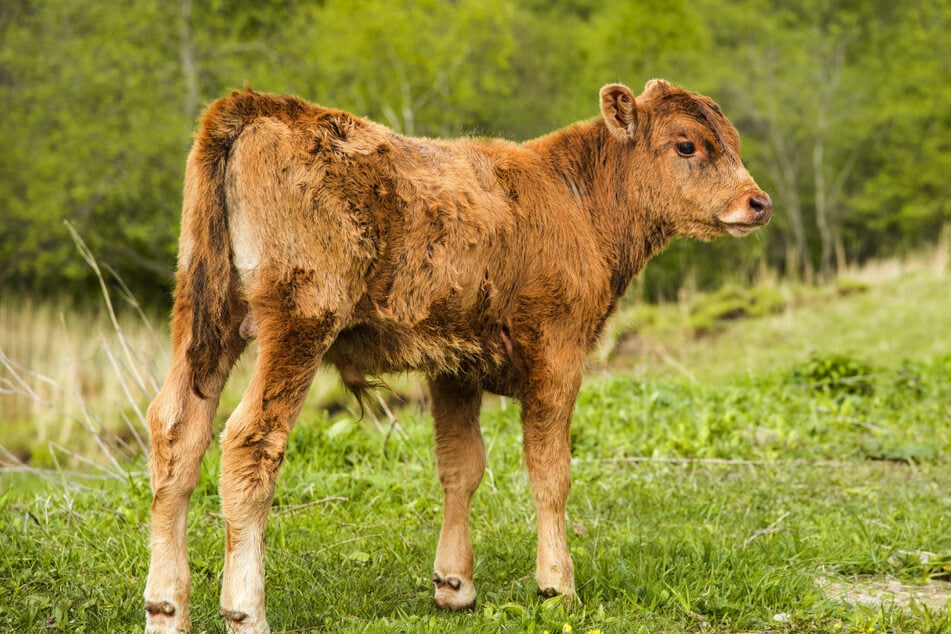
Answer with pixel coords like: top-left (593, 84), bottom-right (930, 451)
top-left (144, 79), bottom-right (771, 633)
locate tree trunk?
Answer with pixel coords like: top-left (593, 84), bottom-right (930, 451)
top-left (764, 123), bottom-right (810, 281)
top-left (180, 0), bottom-right (199, 121)
top-left (813, 115), bottom-right (835, 280)
top-left (812, 34), bottom-right (852, 281)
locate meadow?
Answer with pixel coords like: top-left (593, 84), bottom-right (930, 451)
top-left (1, 250), bottom-right (949, 632)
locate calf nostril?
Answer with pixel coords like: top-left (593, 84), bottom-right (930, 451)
top-left (749, 194), bottom-right (772, 216)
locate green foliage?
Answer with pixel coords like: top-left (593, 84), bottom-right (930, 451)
top-left (688, 283), bottom-right (786, 335)
top-left (280, 0), bottom-right (518, 137)
top-left (788, 354), bottom-right (877, 397)
top-left (845, 1), bottom-right (951, 258)
top-left (575, 355), bottom-right (951, 463)
top-left (1, 1), bottom-right (947, 302)
top-left (3, 357), bottom-right (951, 631)
top-left (0, 0), bottom-right (186, 298)
top-left (3, 267), bottom-right (951, 630)
top-left (833, 277), bottom-right (870, 296)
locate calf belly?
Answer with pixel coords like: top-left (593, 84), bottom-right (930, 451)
top-left (326, 319), bottom-right (522, 396)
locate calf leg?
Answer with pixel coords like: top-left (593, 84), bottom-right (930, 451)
top-left (428, 375), bottom-right (485, 610)
top-left (218, 289), bottom-right (340, 634)
top-left (146, 306), bottom-right (247, 633)
top-left (521, 361), bottom-right (583, 603)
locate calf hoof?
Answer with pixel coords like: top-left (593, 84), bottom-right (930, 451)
top-left (145, 600), bottom-right (189, 633)
top-left (433, 573), bottom-right (476, 611)
top-left (537, 586), bottom-right (581, 610)
top-left (221, 608), bottom-right (269, 633)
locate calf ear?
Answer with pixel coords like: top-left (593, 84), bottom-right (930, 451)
top-left (600, 83), bottom-right (637, 140)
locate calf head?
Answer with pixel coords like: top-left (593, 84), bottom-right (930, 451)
top-left (600, 79), bottom-right (771, 240)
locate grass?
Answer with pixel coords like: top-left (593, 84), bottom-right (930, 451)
top-left (0, 298), bottom-right (162, 465)
top-left (604, 246), bottom-right (951, 382)
top-left (1, 252), bottom-right (950, 632)
top-left (2, 389), bottom-right (950, 632)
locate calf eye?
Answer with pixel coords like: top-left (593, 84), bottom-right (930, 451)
top-left (676, 141), bottom-right (696, 157)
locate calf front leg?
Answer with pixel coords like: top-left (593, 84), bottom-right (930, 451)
top-left (429, 375), bottom-right (485, 610)
top-left (521, 362), bottom-right (583, 603)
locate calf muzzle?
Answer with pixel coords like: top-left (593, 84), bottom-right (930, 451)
top-left (716, 189), bottom-right (773, 236)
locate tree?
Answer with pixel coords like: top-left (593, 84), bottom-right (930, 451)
top-left (843, 0), bottom-right (951, 258)
top-left (0, 0), bottom-right (186, 299)
top-left (694, 0), bottom-right (949, 279)
top-left (273, 0), bottom-right (517, 137)
top-left (0, 0), bottom-right (947, 304)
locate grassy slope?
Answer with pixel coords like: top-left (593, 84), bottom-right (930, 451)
top-left (1, 265), bottom-right (950, 633)
top-left (612, 264), bottom-right (951, 382)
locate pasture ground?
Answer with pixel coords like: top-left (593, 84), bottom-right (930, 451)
top-left (1, 257), bottom-right (949, 632)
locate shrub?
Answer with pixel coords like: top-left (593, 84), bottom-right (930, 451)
top-left (688, 283), bottom-right (787, 335)
top-left (787, 353), bottom-right (876, 396)
top-left (835, 278), bottom-right (871, 296)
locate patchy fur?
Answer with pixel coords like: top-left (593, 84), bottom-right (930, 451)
top-left (144, 79), bottom-right (771, 633)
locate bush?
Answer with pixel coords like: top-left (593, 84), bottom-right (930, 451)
top-left (688, 283), bottom-right (787, 335)
top-left (787, 353), bottom-right (877, 396)
top-left (835, 278), bottom-right (871, 296)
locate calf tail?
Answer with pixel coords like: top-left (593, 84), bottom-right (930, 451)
top-left (173, 89), bottom-right (309, 398)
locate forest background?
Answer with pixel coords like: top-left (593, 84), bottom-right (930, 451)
top-left (1, 0), bottom-right (948, 307)
top-left (1, 4), bottom-right (950, 629)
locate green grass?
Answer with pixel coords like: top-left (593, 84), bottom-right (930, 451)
top-left (2, 264), bottom-right (950, 632)
top-left (608, 264), bottom-right (951, 382)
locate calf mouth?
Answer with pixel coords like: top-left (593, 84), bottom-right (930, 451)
top-left (719, 220), bottom-right (767, 237)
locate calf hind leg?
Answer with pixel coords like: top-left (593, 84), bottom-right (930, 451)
top-left (429, 375), bottom-right (485, 610)
top-left (219, 283), bottom-right (343, 633)
top-left (145, 304), bottom-right (247, 633)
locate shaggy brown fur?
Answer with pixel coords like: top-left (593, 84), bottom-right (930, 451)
top-left (144, 79), bottom-right (771, 633)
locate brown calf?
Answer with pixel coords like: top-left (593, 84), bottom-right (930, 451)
top-left (144, 79), bottom-right (771, 633)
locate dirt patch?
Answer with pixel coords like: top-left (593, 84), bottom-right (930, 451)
top-left (817, 575), bottom-right (951, 611)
